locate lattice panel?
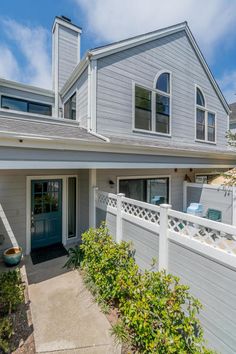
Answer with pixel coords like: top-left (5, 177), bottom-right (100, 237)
top-left (122, 201), bottom-right (160, 224)
top-left (96, 192), bottom-right (117, 210)
top-left (168, 216), bottom-right (236, 255)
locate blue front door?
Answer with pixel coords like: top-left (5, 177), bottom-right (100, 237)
top-left (31, 179), bottom-right (62, 250)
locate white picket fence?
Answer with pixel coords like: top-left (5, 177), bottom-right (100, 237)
top-left (96, 189), bottom-right (236, 269)
top-left (95, 189), bottom-right (236, 353)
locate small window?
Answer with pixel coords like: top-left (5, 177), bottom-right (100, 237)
top-left (196, 87), bottom-right (205, 107)
top-left (119, 177), bottom-right (169, 205)
top-left (64, 93), bottom-right (76, 120)
top-left (156, 94), bottom-right (170, 134)
top-left (195, 87), bottom-right (215, 143)
top-left (135, 86), bottom-right (152, 131)
top-left (1, 96), bottom-right (51, 116)
top-left (156, 72), bottom-right (170, 93)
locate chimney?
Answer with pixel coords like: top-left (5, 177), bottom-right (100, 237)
top-left (52, 16), bottom-right (82, 116)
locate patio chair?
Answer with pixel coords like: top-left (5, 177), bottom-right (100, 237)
top-left (206, 209), bottom-right (222, 222)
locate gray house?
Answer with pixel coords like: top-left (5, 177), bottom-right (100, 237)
top-left (0, 16), bottom-right (235, 255)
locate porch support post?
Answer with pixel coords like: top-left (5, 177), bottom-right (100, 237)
top-left (116, 193), bottom-right (125, 243)
top-left (89, 169), bottom-right (97, 228)
top-left (183, 181), bottom-right (187, 212)
top-left (159, 203), bottom-right (172, 271)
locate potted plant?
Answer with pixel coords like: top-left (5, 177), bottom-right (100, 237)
top-left (3, 246), bottom-right (22, 266)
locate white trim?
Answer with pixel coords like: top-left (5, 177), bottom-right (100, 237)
top-left (26, 175), bottom-right (78, 255)
top-left (87, 61), bottom-right (92, 131)
top-left (132, 81), bottom-right (172, 137)
top-left (195, 85), bottom-right (217, 144)
top-left (60, 58), bottom-right (88, 97)
top-left (117, 174), bottom-right (171, 204)
top-left (53, 22), bottom-right (59, 116)
top-left (90, 59), bottom-right (97, 132)
top-left (52, 17), bottom-right (82, 35)
top-left (89, 169), bottom-right (97, 227)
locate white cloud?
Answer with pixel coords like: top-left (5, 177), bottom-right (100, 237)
top-left (75, 0), bottom-right (236, 58)
top-left (0, 45), bottom-right (21, 81)
top-left (217, 71), bottom-right (236, 104)
top-left (1, 19), bottom-right (51, 89)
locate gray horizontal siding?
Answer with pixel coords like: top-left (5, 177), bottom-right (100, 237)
top-left (96, 31), bottom-right (228, 149)
top-left (0, 86), bottom-right (54, 105)
top-left (123, 219), bottom-right (159, 271)
top-left (0, 169), bottom-right (88, 255)
top-left (187, 185), bottom-right (232, 224)
top-left (169, 241), bottom-right (236, 354)
top-left (96, 208), bottom-right (116, 240)
top-left (58, 26), bottom-right (78, 91)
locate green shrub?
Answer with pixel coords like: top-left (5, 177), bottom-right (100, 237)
top-left (0, 317), bottom-right (13, 353)
top-left (68, 224), bottom-right (214, 353)
top-left (64, 245), bottom-right (84, 269)
top-left (0, 268), bottom-right (24, 315)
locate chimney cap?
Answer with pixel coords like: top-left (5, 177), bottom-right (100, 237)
top-left (53, 16), bottom-right (82, 33)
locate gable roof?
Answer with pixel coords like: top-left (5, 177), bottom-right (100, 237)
top-left (61, 21), bottom-right (230, 114)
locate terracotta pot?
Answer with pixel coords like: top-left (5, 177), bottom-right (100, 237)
top-left (3, 247), bottom-right (22, 266)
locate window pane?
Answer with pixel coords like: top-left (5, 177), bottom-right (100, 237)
top-left (119, 179), bottom-right (146, 202)
top-left (208, 112), bottom-right (215, 142)
top-left (64, 93), bottom-right (76, 120)
top-left (29, 102), bottom-right (51, 116)
top-left (156, 94), bottom-right (170, 134)
top-left (156, 73), bottom-right (170, 93)
top-left (1, 96), bottom-right (27, 112)
top-left (135, 86), bottom-right (152, 130)
top-left (119, 177), bottom-right (169, 204)
top-left (68, 177), bottom-right (76, 238)
top-left (196, 108), bottom-right (205, 140)
top-left (196, 88), bottom-right (205, 106)
top-left (147, 178), bottom-right (169, 205)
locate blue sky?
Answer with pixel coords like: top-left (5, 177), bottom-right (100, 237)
top-left (0, 0), bottom-right (236, 103)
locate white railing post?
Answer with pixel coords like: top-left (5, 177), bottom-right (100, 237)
top-left (159, 203), bottom-right (172, 271)
top-left (183, 181), bottom-right (187, 212)
top-left (116, 193), bottom-right (125, 243)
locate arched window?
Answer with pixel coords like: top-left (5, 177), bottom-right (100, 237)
top-left (195, 86), bottom-right (215, 142)
top-left (155, 72), bottom-right (171, 134)
top-left (196, 87), bottom-right (205, 107)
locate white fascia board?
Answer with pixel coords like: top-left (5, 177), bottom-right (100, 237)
top-left (89, 22), bottom-right (187, 59)
top-left (0, 78), bottom-right (54, 98)
top-left (0, 161), bottom-right (234, 170)
top-left (0, 133), bottom-right (236, 162)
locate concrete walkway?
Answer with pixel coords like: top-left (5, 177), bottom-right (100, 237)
top-left (24, 256), bottom-right (120, 354)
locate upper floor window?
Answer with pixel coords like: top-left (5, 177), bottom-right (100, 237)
top-left (1, 95), bottom-right (52, 116)
top-left (64, 93), bottom-right (76, 120)
top-left (195, 87), bottom-right (216, 143)
top-left (134, 71), bottom-right (171, 135)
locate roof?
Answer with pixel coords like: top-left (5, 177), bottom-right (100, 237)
top-left (61, 22), bottom-right (230, 114)
top-left (0, 115), bottom-right (103, 143)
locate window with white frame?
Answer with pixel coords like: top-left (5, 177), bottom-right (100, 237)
top-left (134, 71), bottom-right (171, 135)
top-left (196, 87), bottom-right (216, 143)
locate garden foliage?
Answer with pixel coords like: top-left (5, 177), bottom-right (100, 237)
top-left (66, 224), bottom-right (215, 353)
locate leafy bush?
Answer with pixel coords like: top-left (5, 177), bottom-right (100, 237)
top-left (66, 224), bottom-right (214, 353)
top-left (0, 317), bottom-right (13, 353)
top-left (64, 245), bottom-right (84, 269)
top-left (0, 268), bottom-right (24, 315)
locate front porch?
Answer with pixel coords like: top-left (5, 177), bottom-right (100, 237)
top-left (0, 166), bottom-right (233, 256)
